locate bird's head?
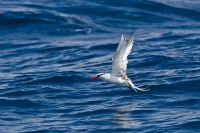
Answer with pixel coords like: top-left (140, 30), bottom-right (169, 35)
top-left (91, 73), bottom-right (105, 80)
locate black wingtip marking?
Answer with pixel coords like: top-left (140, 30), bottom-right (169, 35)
top-left (126, 32), bottom-right (134, 48)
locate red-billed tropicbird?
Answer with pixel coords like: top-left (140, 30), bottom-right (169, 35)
top-left (91, 32), bottom-right (149, 92)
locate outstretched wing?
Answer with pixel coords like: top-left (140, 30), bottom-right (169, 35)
top-left (111, 32), bottom-right (134, 76)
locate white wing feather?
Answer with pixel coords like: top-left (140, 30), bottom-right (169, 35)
top-left (111, 32), bottom-right (134, 76)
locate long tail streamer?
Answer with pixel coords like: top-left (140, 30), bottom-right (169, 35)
top-left (130, 79), bottom-right (170, 92)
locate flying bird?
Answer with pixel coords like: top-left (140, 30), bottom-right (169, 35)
top-left (91, 32), bottom-right (149, 92)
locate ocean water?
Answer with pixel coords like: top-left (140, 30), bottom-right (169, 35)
top-left (0, 0), bottom-right (200, 132)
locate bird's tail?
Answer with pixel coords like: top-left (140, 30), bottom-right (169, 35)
top-left (128, 79), bottom-right (170, 92)
top-left (128, 81), bottom-right (149, 92)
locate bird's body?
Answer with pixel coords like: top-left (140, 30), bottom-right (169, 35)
top-left (91, 32), bottom-right (149, 92)
top-left (98, 73), bottom-right (126, 85)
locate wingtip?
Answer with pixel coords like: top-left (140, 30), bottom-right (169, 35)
top-left (122, 31), bottom-right (134, 36)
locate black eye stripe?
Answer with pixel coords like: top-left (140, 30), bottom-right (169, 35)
top-left (97, 73), bottom-right (105, 77)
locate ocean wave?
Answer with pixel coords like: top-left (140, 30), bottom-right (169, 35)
top-left (0, 0), bottom-right (200, 132)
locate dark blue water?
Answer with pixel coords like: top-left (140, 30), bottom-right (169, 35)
top-left (0, 0), bottom-right (200, 132)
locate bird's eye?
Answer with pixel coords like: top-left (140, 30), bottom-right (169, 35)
top-left (97, 73), bottom-right (104, 77)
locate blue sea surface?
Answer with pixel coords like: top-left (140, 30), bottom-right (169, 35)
top-left (0, 0), bottom-right (200, 132)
